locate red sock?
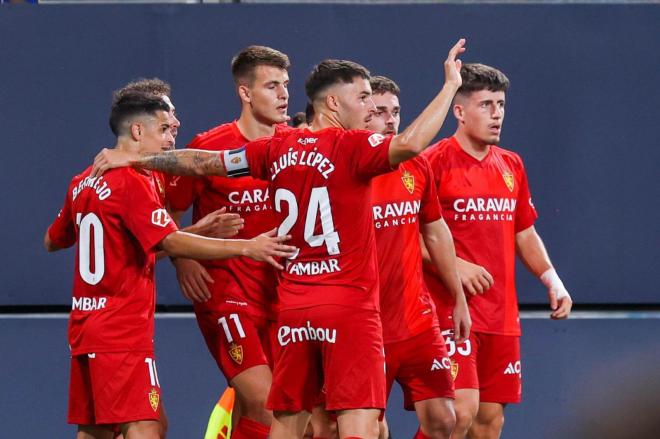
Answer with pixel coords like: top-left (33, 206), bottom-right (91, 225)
top-left (231, 417), bottom-right (270, 439)
top-left (413, 428), bottom-right (431, 439)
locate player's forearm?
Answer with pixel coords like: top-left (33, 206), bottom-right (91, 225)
top-left (131, 150), bottom-right (227, 177)
top-left (515, 226), bottom-right (552, 277)
top-left (422, 221), bottom-right (465, 302)
top-left (390, 83), bottom-right (459, 164)
top-left (159, 231), bottom-right (246, 260)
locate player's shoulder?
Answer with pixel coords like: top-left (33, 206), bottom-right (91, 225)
top-left (491, 145), bottom-right (525, 167)
top-left (188, 121), bottom-right (243, 150)
top-left (423, 137), bottom-right (455, 163)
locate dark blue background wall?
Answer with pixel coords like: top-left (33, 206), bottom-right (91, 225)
top-left (0, 4), bottom-right (658, 306)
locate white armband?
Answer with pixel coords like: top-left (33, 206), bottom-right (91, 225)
top-left (540, 268), bottom-right (570, 300)
top-left (224, 147), bottom-right (250, 178)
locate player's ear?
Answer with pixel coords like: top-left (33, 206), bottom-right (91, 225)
top-left (453, 103), bottom-right (464, 122)
top-left (238, 85), bottom-right (251, 104)
top-left (130, 122), bottom-right (141, 141)
top-left (326, 94), bottom-right (339, 112)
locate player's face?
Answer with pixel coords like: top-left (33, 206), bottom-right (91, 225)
top-left (335, 77), bottom-right (376, 130)
top-left (136, 110), bottom-right (175, 153)
top-left (369, 92), bottom-right (400, 135)
top-left (247, 65), bottom-right (290, 125)
top-left (455, 89), bottom-right (506, 145)
top-left (162, 95), bottom-right (181, 139)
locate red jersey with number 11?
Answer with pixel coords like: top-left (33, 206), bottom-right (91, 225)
top-left (238, 127), bottom-right (395, 312)
top-left (423, 137), bottom-right (537, 336)
top-left (47, 167), bottom-right (178, 355)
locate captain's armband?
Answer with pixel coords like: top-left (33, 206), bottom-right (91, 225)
top-left (223, 147), bottom-right (250, 178)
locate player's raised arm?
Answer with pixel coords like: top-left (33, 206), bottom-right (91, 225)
top-left (91, 148), bottom-right (229, 178)
top-left (388, 38), bottom-right (465, 165)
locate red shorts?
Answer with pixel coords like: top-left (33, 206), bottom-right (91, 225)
top-left (441, 330), bottom-right (521, 403)
top-left (68, 351), bottom-right (162, 425)
top-left (267, 305), bottom-right (386, 413)
top-left (385, 326), bottom-right (455, 410)
top-left (195, 309), bottom-right (278, 382)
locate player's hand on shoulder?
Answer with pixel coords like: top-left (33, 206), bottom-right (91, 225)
top-left (194, 207), bottom-right (244, 238)
top-left (243, 228), bottom-right (297, 270)
top-left (444, 38), bottom-right (466, 90)
top-left (171, 258), bottom-right (213, 303)
top-left (91, 148), bottom-right (137, 177)
top-left (456, 258), bottom-right (494, 295)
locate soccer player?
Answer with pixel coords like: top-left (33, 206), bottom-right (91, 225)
top-left (165, 46), bottom-right (292, 439)
top-left (369, 75), bottom-right (470, 439)
top-left (45, 91), bottom-right (295, 439)
top-left (91, 38), bottom-right (467, 439)
top-left (422, 64), bottom-right (573, 439)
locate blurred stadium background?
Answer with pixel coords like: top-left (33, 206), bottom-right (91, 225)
top-left (0, 1), bottom-right (658, 437)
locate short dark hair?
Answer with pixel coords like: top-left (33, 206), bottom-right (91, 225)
top-left (370, 75), bottom-right (400, 97)
top-left (231, 46), bottom-right (290, 85)
top-left (109, 91), bottom-right (170, 137)
top-left (457, 63), bottom-right (509, 96)
top-left (113, 78), bottom-right (172, 104)
top-left (305, 59), bottom-right (370, 102)
top-left (291, 112), bottom-right (307, 128)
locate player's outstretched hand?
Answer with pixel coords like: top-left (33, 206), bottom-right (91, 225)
top-left (92, 148), bottom-right (138, 177)
top-left (457, 258), bottom-right (494, 295)
top-left (171, 258), bottom-right (213, 303)
top-left (194, 207), bottom-right (244, 238)
top-left (444, 38), bottom-right (466, 89)
top-left (453, 298), bottom-right (472, 343)
top-left (243, 228), bottom-right (297, 270)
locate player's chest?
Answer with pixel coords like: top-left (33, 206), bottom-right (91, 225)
top-left (372, 168), bottom-right (425, 205)
top-left (439, 161), bottom-right (519, 201)
top-left (204, 176), bottom-right (270, 207)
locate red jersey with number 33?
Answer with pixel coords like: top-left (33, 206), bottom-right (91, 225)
top-left (47, 166), bottom-right (178, 355)
top-left (239, 127), bottom-right (394, 312)
top-left (371, 156), bottom-right (442, 343)
top-left (423, 137), bottom-right (537, 335)
top-left (166, 122), bottom-right (293, 319)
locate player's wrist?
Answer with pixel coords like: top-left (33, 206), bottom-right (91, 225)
top-left (540, 268), bottom-right (570, 300)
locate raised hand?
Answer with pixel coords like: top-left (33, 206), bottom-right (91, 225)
top-left (444, 38), bottom-right (466, 89)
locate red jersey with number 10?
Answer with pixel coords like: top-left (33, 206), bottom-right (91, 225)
top-left (371, 156), bottom-right (442, 343)
top-left (47, 166), bottom-right (178, 355)
top-left (241, 127), bottom-right (395, 312)
top-left (166, 121), bottom-right (293, 319)
top-left (423, 137), bottom-right (537, 336)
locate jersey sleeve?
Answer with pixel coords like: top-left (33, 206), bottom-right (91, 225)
top-left (121, 174), bottom-right (179, 253)
top-left (243, 137), bottom-right (273, 180)
top-left (417, 157), bottom-right (443, 224)
top-left (47, 186), bottom-right (76, 249)
top-left (514, 158), bottom-right (538, 232)
top-left (347, 130), bottom-right (396, 180)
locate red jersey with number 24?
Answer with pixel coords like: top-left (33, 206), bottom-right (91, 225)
top-left (371, 156), bottom-right (442, 343)
top-left (234, 127), bottom-right (394, 312)
top-left (47, 167), bottom-right (178, 355)
top-left (423, 137), bottom-right (537, 336)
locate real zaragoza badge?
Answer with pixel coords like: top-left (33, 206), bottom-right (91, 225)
top-left (502, 170), bottom-right (515, 192)
top-left (149, 388), bottom-right (160, 411)
top-left (401, 170), bottom-right (415, 194)
top-left (229, 342), bottom-right (243, 365)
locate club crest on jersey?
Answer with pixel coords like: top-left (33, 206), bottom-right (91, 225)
top-left (401, 170), bottom-right (415, 194)
top-left (502, 171), bottom-right (515, 192)
top-left (148, 388), bottom-right (159, 412)
top-left (229, 343), bottom-right (243, 365)
top-left (451, 360), bottom-right (459, 380)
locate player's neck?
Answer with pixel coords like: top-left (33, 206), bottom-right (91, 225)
top-left (309, 110), bottom-right (343, 132)
top-left (236, 109), bottom-right (277, 141)
top-left (115, 138), bottom-right (139, 153)
top-left (454, 131), bottom-right (490, 161)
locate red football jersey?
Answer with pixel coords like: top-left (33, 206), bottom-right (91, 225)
top-left (238, 127), bottom-right (394, 311)
top-left (423, 137), bottom-right (538, 335)
top-left (48, 166), bottom-right (178, 355)
top-left (371, 156), bottom-right (442, 343)
top-left (166, 121), bottom-right (292, 319)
